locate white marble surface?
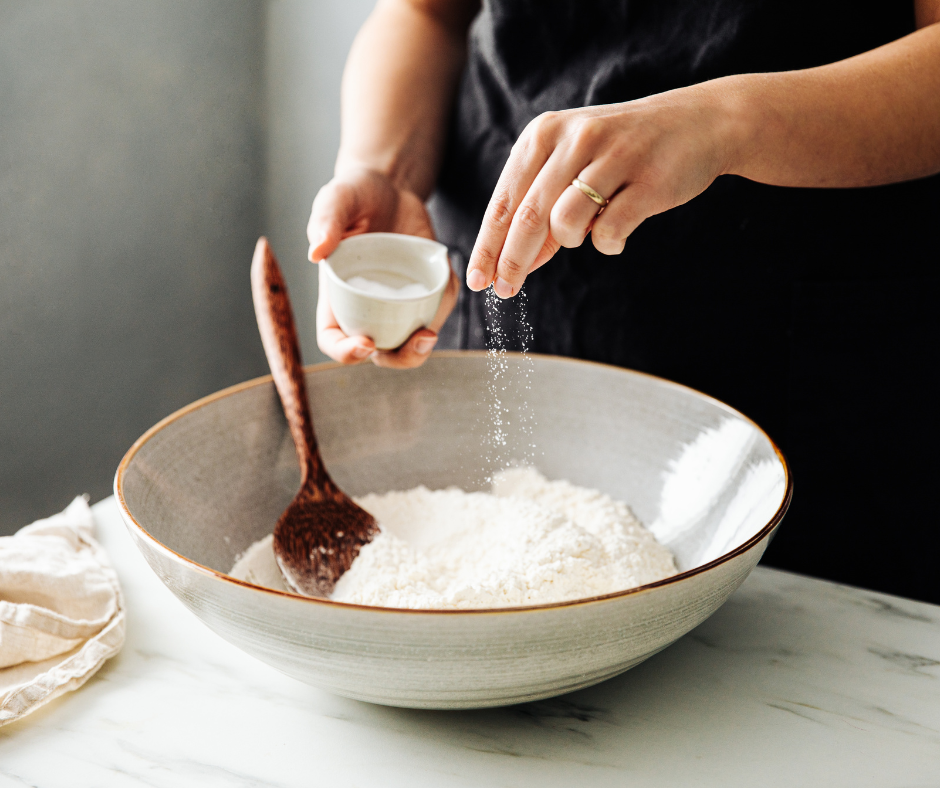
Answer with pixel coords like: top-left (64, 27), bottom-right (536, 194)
top-left (2, 498), bottom-right (938, 787)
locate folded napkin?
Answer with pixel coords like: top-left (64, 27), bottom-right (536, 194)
top-left (0, 497), bottom-right (125, 726)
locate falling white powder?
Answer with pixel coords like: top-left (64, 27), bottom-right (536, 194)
top-left (345, 275), bottom-right (431, 299)
top-left (483, 284), bottom-right (537, 474)
top-left (229, 467), bottom-right (677, 609)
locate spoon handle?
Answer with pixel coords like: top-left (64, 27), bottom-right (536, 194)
top-left (250, 237), bottom-right (331, 493)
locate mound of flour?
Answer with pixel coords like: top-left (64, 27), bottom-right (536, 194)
top-left (230, 468), bottom-right (676, 609)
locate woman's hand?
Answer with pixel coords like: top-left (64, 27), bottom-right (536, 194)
top-left (467, 12), bottom-right (940, 300)
top-left (465, 85), bottom-right (740, 298)
top-left (308, 166), bottom-right (459, 368)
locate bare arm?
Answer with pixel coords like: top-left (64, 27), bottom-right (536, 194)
top-left (336, 0), bottom-right (479, 197)
top-left (728, 5), bottom-right (940, 187)
top-left (467, 2), bottom-right (940, 298)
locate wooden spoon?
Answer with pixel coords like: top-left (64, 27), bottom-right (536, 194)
top-left (250, 237), bottom-right (377, 597)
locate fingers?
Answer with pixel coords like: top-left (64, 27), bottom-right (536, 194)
top-left (590, 182), bottom-right (658, 255)
top-left (371, 329), bottom-right (438, 369)
top-left (318, 325), bottom-right (376, 363)
top-left (466, 112), bottom-right (635, 299)
top-left (466, 112), bottom-right (562, 296)
top-left (531, 230), bottom-right (562, 273)
top-left (490, 145), bottom-right (587, 299)
top-left (316, 308), bottom-right (375, 364)
top-left (549, 158), bottom-right (623, 250)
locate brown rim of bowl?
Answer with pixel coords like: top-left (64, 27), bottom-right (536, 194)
top-left (114, 350), bottom-right (793, 616)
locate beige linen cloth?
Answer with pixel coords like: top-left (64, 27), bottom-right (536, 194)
top-left (0, 497), bottom-right (125, 726)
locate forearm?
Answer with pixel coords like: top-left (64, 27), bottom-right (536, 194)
top-left (721, 20), bottom-right (940, 187)
top-left (337, 0), bottom-right (477, 198)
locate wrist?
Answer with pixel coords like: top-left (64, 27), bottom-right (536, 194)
top-left (335, 153), bottom-right (429, 200)
top-left (709, 73), bottom-right (782, 179)
top-left (335, 153), bottom-right (389, 183)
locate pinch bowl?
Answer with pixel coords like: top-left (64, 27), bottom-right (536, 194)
top-left (115, 352), bottom-right (791, 709)
top-left (322, 232), bottom-right (449, 350)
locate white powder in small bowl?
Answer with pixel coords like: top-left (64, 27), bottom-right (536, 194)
top-left (345, 275), bottom-right (431, 299)
top-left (229, 468), bottom-right (677, 609)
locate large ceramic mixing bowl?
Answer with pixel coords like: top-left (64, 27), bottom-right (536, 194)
top-left (115, 352), bottom-right (791, 709)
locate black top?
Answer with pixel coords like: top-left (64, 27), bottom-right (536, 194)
top-left (430, 0), bottom-right (940, 603)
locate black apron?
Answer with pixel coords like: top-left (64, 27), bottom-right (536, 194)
top-left (430, 0), bottom-right (940, 604)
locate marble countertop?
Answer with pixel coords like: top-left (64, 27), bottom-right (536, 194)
top-left (2, 497), bottom-right (939, 787)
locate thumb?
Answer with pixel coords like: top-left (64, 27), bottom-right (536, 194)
top-left (307, 181), bottom-right (360, 262)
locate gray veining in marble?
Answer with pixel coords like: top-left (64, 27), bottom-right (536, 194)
top-left (1, 498), bottom-right (938, 787)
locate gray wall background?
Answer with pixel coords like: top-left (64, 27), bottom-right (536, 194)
top-left (0, 0), bottom-right (373, 534)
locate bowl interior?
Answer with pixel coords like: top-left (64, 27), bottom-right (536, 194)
top-left (325, 233), bottom-right (449, 296)
top-left (118, 353), bottom-right (788, 591)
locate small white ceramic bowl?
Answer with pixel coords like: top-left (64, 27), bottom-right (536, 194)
top-left (115, 353), bottom-right (791, 710)
top-left (322, 233), bottom-right (450, 350)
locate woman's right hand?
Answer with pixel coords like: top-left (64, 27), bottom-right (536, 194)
top-left (307, 166), bottom-right (458, 369)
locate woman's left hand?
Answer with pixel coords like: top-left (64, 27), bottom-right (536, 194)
top-left (465, 84), bottom-right (740, 298)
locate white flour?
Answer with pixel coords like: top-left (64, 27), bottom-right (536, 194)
top-left (230, 468), bottom-right (677, 609)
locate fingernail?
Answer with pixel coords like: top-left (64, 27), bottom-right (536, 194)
top-left (493, 277), bottom-right (515, 299)
top-left (351, 344), bottom-right (371, 359)
top-left (414, 336), bottom-right (437, 355)
top-left (467, 269), bottom-right (487, 291)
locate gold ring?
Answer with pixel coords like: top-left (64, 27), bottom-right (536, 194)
top-left (572, 178), bottom-right (609, 208)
